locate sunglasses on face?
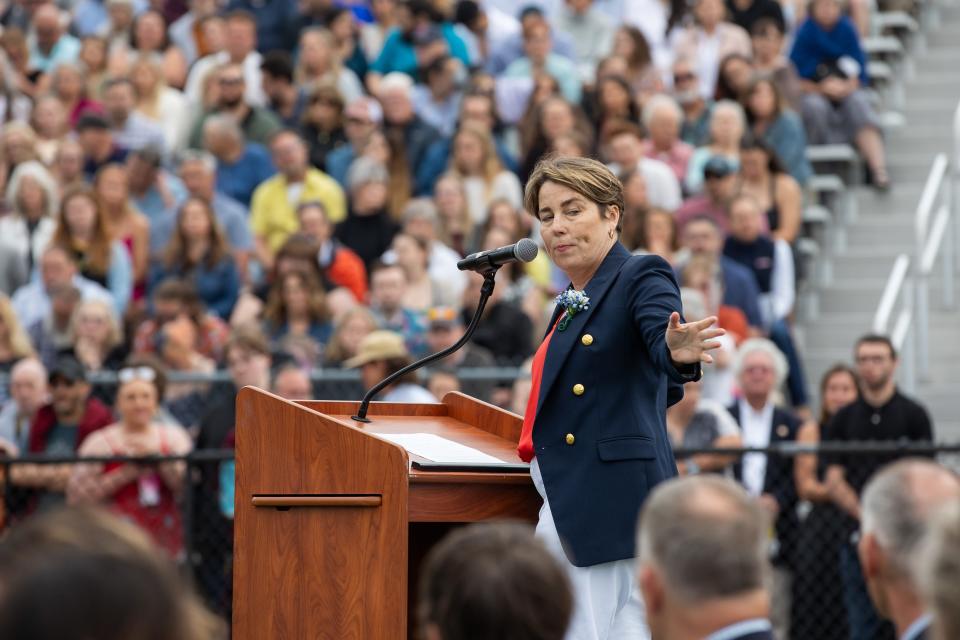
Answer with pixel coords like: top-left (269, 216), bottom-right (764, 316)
top-left (118, 366), bottom-right (157, 384)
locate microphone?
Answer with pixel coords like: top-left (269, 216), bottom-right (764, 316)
top-left (457, 238), bottom-right (539, 273)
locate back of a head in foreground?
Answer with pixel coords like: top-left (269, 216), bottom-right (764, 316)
top-left (637, 475), bottom-right (769, 604)
top-left (418, 522), bottom-right (573, 640)
top-left (0, 507), bottom-right (222, 640)
top-left (917, 500), bottom-right (960, 640)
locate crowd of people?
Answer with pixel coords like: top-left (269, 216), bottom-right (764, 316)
top-left (0, 0), bottom-right (939, 636)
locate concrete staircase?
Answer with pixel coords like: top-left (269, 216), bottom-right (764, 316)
top-left (798, 6), bottom-right (960, 439)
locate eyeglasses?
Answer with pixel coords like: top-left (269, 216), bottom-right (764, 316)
top-left (674, 73), bottom-right (696, 83)
top-left (856, 355), bottom-right (890, 364)
top-left (118, 367), bottom-right (157, 384)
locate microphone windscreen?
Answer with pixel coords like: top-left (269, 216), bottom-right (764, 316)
top-left (513, 238), bottom-right (539, 263)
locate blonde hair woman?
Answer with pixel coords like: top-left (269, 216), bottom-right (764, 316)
top-left (0, 293), bottom-right (35, 375)
top-left (66, 299), bottom-right (127, 373)
top-left (449, 124), bottom-right (523, 225)
top-left (127, 54), bottom-right (191, 155)
top-left (296, 27), bottom-right (364, 104)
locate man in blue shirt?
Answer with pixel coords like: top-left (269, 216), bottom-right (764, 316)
top-left (202, 114), bottom-right (277, 207)
top-left (29, 4), bottom-right (81, 74)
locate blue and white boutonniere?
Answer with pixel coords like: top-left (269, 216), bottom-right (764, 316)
top-left (555, 290), bottom-right (590, 331)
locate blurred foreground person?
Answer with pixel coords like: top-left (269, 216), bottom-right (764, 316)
top-left (917, 501), bottom-right (960, 640)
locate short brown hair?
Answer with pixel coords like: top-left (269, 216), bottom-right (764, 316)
top-left (224, 326), bottom-right (271, 361)
top-left (418, 522), bottom-right (572, 640)
top-left (524, 155), bottom-right (625, 233)
top-left (855, 333), bottom-right (897, 360)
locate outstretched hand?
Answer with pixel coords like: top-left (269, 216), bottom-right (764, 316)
top-left (665, 312), bottom-right (725, 365)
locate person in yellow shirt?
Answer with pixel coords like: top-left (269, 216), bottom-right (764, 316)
top-left (250, 130), bottom-right (346, 269)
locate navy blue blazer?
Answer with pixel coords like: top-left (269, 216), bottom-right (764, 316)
top-left (728, 402), bottom-right (801, 568)
top-left (533, 243), bottom-right (699, 568)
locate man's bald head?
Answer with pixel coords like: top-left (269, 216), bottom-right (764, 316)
top-left (9, 358), bottom-right (49, 414)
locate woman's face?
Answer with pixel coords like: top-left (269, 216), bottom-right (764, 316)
top-left (453, 131), bottom-right (484, 173)
top-left (307, 99), bottom-right (340, 128)
top-left (3, 131), bottom-right (33, 165)
top-left (341, 315), bottom-right (374, 357)
top-left (613, 28), bottom-right (635, 60)
top-left (482, 227), bottom-right (512, 252)
top-left (64, 195), bottom-right (98, 240)
top-left (96, 168), bottom-right (128, 207)
top-left (748, 82), bottom-right (777, 119)
top-left (488, 203), bottom-right (520, 236)
top-left (330, 11), bottom-right (354, 41)
top-left (812, 0), bottom-right (842, 27)
top-left (282, 275), bottom-right (309, 314)
top-left (57, 142), bottom-right (84, 180)
top-left (116, 379), bottom-right (159, 428)
top-left (739, 148), bottom-right (769, 180)
top-left (623, 173), bottom-right (647, 208)
top-left (823, 371), bottom-right (858, 416)
top-left (711, 108), bottom-right (743, 146)
top-left (180, 201), bottom-right (212, 239)
top-left (33, 98), bottom-right (66, 136)
top-left (542, 101), bottom-right (575, 141)
top-left (599, 80), bottom-right (631, 115)
top-left (553, 135), bottom-right (584, 158)
top-left (361, 132), bottom-right (390, 165)
top-left (695, 0), bottom-right (725, 28)
top-left (644, 211), bottom-right (673, 246)
top-left (723, 59), bottom-right (754, 96)
top-left (54, 67), bottom-right (82, 99)
top-left (298, 206), bottom-right (329, 241)
top-left (649, 109), bottom-right (679, 148)
top-left (76, 304), bottom-right (111, 343)
top-left (533, 73), bottom-right (559, 103)
top-left (393, 235), bottom-right (426, 271)
top-left (538, 181), bottom-right (617, 278)
top-left (18, 176), bottom-right (46, 215)
top-left (130, 60), bottom-right (160, 95)
top-left (135, 12), bottom-right (165, 50)
top-left (80, 38), bottom-right (107, 71)
top-left (300, 32), bottom-right (331, 72)
top-left (434, 178), bottom-right (464, 217)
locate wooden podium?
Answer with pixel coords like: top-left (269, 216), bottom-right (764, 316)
top-left (232, 387), bottom-right (541, 639)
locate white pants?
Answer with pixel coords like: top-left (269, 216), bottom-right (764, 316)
top-left (530, 459), bottom-right (650, 640)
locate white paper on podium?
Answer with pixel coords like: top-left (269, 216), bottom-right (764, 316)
top-left (374, 433), bottom-right (507, 464)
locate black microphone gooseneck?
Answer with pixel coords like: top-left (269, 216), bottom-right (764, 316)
top-left (351, 271), bottom-right (497, 423)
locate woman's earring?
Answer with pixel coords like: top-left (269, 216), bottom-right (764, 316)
top-left (608, 228), bottom-right (615, 239)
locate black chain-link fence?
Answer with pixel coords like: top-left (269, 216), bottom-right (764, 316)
top-left (1, 442), bottom-right (956, 639)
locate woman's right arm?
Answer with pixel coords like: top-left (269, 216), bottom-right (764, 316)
top-left (67, 432), bottom-right (141, 504)
top-left (794, 421), bottom-right (830, 502)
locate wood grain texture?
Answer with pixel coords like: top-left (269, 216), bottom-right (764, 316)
top-left (251, 495), bottom-right (383, 508)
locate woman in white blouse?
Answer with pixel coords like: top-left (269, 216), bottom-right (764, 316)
top-left (448, 123), bottom-right (522, 225)
top-left (671, 0), bottom-right (751, 98)
top-left (296, 27), bottom-right (364, 105)
top-left (128, 54), bottom-right (191, 156)
top-left (0, 161), bottom-right (59, 272)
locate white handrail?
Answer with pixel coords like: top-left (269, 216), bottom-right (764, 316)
top-left (921, 204), bottom-right (951, 273)
top-left (873, 254), bottom-right (911, 333)
top-left (915, 153), bottom-right (948, 245)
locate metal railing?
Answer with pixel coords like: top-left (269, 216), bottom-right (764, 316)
top-left (873, 254), bottom-right (916, 391)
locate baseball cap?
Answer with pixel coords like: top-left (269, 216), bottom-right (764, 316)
top-left (703, 156), bottom-right (736, 180)
top-left (48, 356), bottom-right (87, 385)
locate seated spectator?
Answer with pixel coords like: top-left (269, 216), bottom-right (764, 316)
top-left (605, 120), bottom-right (682, 211)
top-left (345, 330), bottom-right (436, 402)
top-left (520, 96), bottom-right (593, 183)
top-left (76, 113), bottom-right (129, 181)
top-left (426, 366), bottom-right (461, 401)
top-left (714, 52), bottom-right (755, 103)
top-left (452, 0), bottom-right (521, 74)
top-left (324, 95), bottom-right (383, 188)
top-left (0, 160), bottom-right (58, 273)
top-left (918, 501), bottom-right (960, 640)
top-left (859, 461), bottom-right (960, 640)
top-left (460, 271), bottom-right (534, 366)
top-left (388, 233), bottom-right (447, 311)
top-left (790, 0), bottom-right (889, 189)
top-left (726, 0), bottom-right (786, 34)
top-left (377, 72), bottom-right (444, 185)
top-left (504, 17), bottom-right (581, 105)
top-left (449, 124), bottom-right (523, 225)
top-left (94, 163), bottom-right (150, 306)
top-left (612, 27), bottom-right (663, 105)
top-left (68, 360), bottom-right (193, 558)
top-left (326, 7), bottom-right (368, 81)
top-left (301, 85), bottom-right (348, 171)
top-left (424, 306), bottom-right (495, 402)
top-left (11, 357), bottom-right (114, 510)
top-left (168, 0), bottom-right (221, 66)
top-left (369, 262), bottom-right (429, 357)
top-left (675, 156), bottom-right (741, 235)
top-left (31, 95), bottom-right (70, 166)
top-left (125, 147), bottom-right (188, 224)
top-left (188, 62), bottom-right (280, 149)
top-left (133, 279), bottom-right (230, 366)
top-left (750, 18), bottom-right (802, 110)
top-left (201, 114), bottom-right (276, 208)
top-left (680, 285), bottom-right (738, 405)
top-left (28, 4), bottom-right (82, 74)
top-left (184, 10), bottom-right (266, 109)
top-left (260, 51), bottom-right (307, 130)
top-left (590, 74), bottom-right (639, 134)
top-left (368, 0), bottom-right (470, 81)
top-left (727, 338), bottom-right (802, 635)
top-left (630, 208), bottom-right (680, 264)
top-left (637, 475), bottom-right (774, 640)
top-left (744, 77), bottom-right (812, 187)
top-left (127, 54), bottom-right (191, 156)
top-left (25, 282), bottom-right (80, 370)
top-left (681, 254), bottom-right (751, 346)
top-left (666, 379), bottom-right (741, 475)
top-left (49, 186), bottom-right (133, 318)
top-left (272, 364), bottom-right (313, 400)
top-left (297, 201), bottom-right (368, 302)
top-left (397, 198), bottom-right (468, 301)
top-left (672, 0), bottom-right (751, 99)
top-left (433, 173), bottom-right (474, 256)
top-left (641, 94), bottom-right (694, 185)
top-left (555, 0), bottom-right (615, 84)
top-left (0, 507), bottom-right (222, 640)
top-left (251, 129), bottom-right (347, 269)
top-left (58, 300), bottom-right (128, 400)
top-left (165, 150), bottom-right (254, 281)
top-left (736, 135), bottom-right (803, 243)
top-left (296, 27), bottom-right (364, 105)
top-left (724, 195), bottom-right (808, 409)
top-left (150, 197), bottom-right (240, 320)
top-left (335, 157), bottom-right (400, 272)
top-left (356, 128), bottom-right (413, 219)
top-left (418, 522), bottom-right (573, 640)
top-left (262, 270), bottom-right (333, 367)
top-left (101, 77), bottom-right (166, 154)
top-left (52, 140), bottom-right (87, 196)
top-left (619, 168), bottom-right (651, 248)
top-left (686, 100), bottom-right (746, 194)
top-left (412, 55), bottom-right (464, 138)
top-left (0, 358), bottom-right (48, 454)
top-left (322, 306), bottom-right (379, 368)
top-left (112, 9), bottom-right (189, 90)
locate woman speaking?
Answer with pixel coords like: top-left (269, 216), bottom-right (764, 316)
top-left (519, 156), bottom-right (723, 639)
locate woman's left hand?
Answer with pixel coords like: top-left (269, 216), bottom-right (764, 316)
top-left (665, 312), bottom-right (725, 365)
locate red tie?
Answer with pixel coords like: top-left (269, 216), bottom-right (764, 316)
top-left (517, 320), bottom-right (559, 462)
